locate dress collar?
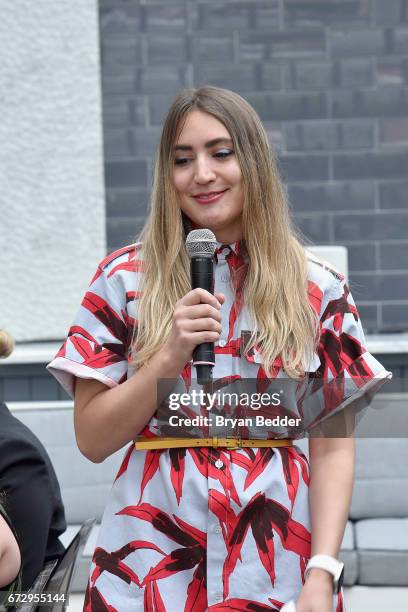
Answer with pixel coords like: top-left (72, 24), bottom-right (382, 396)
top-left (214, 239), bottom-right (248, 261)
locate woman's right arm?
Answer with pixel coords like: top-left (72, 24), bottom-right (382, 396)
top-left (74, 288), bottom-right (225, 463)
top-left (0, 513), bottom-right (21, 588)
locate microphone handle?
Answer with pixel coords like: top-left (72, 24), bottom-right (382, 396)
top-left (191, 256), bottom-right (215, 384)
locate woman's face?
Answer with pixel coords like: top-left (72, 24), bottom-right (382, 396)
top-left (172, 110), bottom-right (244, 244)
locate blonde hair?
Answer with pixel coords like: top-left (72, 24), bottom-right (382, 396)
top-left (0, 330), bottom-right (14, 359)
top-left (132, 86), bottom-right (319, 378)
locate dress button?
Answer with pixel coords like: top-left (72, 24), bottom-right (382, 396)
top-left (215, 592), bottom-right (223, 601)
top-left (221, 273), bottom-right (229, 283)
top-left (218, 339), bottom-right (226, 347)
top-left (215, 459), bottom-right (224, 469)
top-left (214, 525), bottom-right (222, 534)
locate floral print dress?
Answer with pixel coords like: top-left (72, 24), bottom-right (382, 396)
top-left (47, 240), bottom-right (390, 611)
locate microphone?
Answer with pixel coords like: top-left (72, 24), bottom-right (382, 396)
top-left (185, 229), bottom-right (217, 385)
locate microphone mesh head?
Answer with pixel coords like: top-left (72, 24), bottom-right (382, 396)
top-left (185, 229), bottom-right (217, 258)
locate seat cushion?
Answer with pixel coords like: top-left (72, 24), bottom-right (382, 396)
top-left (355, 518), bottom-right (408, 585)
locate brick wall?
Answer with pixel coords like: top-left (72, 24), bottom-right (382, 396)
top-left (99, 0), bottom-right (408, 333)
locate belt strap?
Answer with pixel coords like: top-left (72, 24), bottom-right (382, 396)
top-left (134, 437), bottom-right (293, 450)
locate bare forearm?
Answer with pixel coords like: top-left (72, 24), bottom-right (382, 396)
top-left (309, 437), bottom-right (355, 558)
top-left (75, 349), bottom-right (184, 463)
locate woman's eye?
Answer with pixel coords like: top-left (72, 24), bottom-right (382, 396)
top-left (215, 149), bottom-right (233, 158)
top-left (174, 157), bottom-right (190, 166)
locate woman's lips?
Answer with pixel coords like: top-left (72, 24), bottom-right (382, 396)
top-left (192, 189), bottom-right (228, 204)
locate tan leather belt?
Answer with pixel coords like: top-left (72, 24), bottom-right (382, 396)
top-left (134, 437), bottom-right (293, 450)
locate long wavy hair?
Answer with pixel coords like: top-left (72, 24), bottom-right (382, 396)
top-left (131, 86), bottom-right (319, 378)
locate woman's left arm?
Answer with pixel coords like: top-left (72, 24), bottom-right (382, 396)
top-left (296, 420), bottom-right (355, 611)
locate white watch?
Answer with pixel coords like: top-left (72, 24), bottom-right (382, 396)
top-left (305, 554), bottom-right (344, 593)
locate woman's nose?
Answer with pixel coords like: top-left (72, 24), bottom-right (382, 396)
top-left (194, 157), bottom-right (216, 183)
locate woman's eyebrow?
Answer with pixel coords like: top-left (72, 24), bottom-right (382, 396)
top-left (174, 137), bottom-right (233, 151)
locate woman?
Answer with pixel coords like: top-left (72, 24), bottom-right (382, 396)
top-left (0, 332), bottom-right (22, 607)
top-left (48, 86), bottom-right (390, 611)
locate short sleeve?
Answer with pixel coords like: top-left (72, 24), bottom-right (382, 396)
top-left (299, 275), bottom-right (392, 432)
top-left (46, 263), bottom-right (130, 399)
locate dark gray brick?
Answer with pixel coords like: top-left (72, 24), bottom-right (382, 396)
top-left (100, 5), bottom-right (141, 36)
top-left (238, 30), bottom-right (326, 62)
top-left (294, 214), bottom-right (332, 244)
top-left (354, 303), bottom-right (379, 333)
top-left (333, 87), bottom-right (408, 118)
top-left (3, 377), bottom-right (30, 401)
top-left (333, 151), bottom-right (408, 180)
top-left (108, 217), bottom-right (146, 252)
top-left (198, 4), bottom-right (252, 31)
top-left (376, 58), bottom-right (408, 86)
top-left (149, 94), bottom-right (179, 125)
top-left (375, 0), bottom-right (404, 26)
top-left (260, 65), bottom-right (282, 90)
top-left (106, 188), bottom-right (150, 219)
top-left (335, 59), bottom-right (374, 89)
top-left (340, 120), bottom-right (375, 149)
top-left (380, 243), bottom-right (408, 270)
top-left (379, 181), bottom-right (408, 209)
top-left (139, 66), bottom-right (187, 94)
top-left (348, 272), bottom-right (408, 301)
top-left (246, 92), bottom-right (327, 121)
top-left (288, 181), bottom-right (375, 213)
top-left (392, 28), bottom-right (408, 53)
top-left (333, 212), bottom-right (408, 241)
top-left (380, 118), bottom-right (408, 145)
top-left (101, 37), bottom-right (143, 65)
top-left (347, 244), bottom-right (377, 272)
top-left (144, 4), bottom-right (187, 31)
top-left (104, 128), bottom-right (133, 159)
top-left (285, 61), bottom-right (333, 90)
top-left (285, 121), bottom-right (337, 151)
top-left (191, 35), bottom-right (234, 63)
top-left (381, 304), bottom-right (408, 331)
top-left (128, 97), bottom-right (147, 127)
top-left (279, 155), bottom-right (329, 182)
top-left (105, 160), bottom-right (148, 188)
top-left (284, 0), bottom-right (372, 28)
top-left (32, 377), bottom-right (60, 401)
top-left (130, 127), bottom-right (161, 158)
top-left (254, 3), bottom-right (281, 30)
top-left (147, 35), bottom-right (188, 64)
top-left (265, 123), bottom-right (284, 154)
top-left (102, 96), bottom-right (131, 128)
top-left (195, 64), bottom-right (257, 92)
top-left (329, 29), bottom-right (385, 57)
top-left (102, 66), bottom-right (137, 94)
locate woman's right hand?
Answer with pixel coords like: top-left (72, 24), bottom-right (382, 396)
top-left (161, 288), bottom-right (226, 368)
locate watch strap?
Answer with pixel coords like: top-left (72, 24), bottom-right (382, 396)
top-left (305, 554), bottom-right (344, 593)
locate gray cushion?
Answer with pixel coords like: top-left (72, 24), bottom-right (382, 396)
top-left (12, 405), bottom-right (125, 523)
top-left (355, 518), bottom-right (408, 586)
top-left (351, 439), bottom-right (408, 519)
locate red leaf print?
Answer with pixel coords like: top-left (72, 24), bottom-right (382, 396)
top-left (138, 450), bottom-right (163, 502)
top-left (173, 515), bottom-right (206, 548)
top-left (144, 580), bottom-right (166, 612)
top-left (244, 448), bottom-right (275, 491)
top-left (114, 444), bottom-right (134, 482)
top-left (170, 447), bottom-right (187, 505)
top-left (279, 448), bottom-right (299, 510)
top-left (209, 598), bottom-right (280, 611)
top-left (185, 560), bottom-right (207, 612)
top-left (142, 544), bottom-right (204, 583)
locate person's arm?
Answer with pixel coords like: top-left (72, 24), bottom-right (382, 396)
top-left (296, 413), bottom-right (355, 611)
top-left (74, 289), bottom-right (226, 463)
top-left (0, 513), bottom-right (21, 588)
top-left (74, 347), bottom-right (186, 463)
